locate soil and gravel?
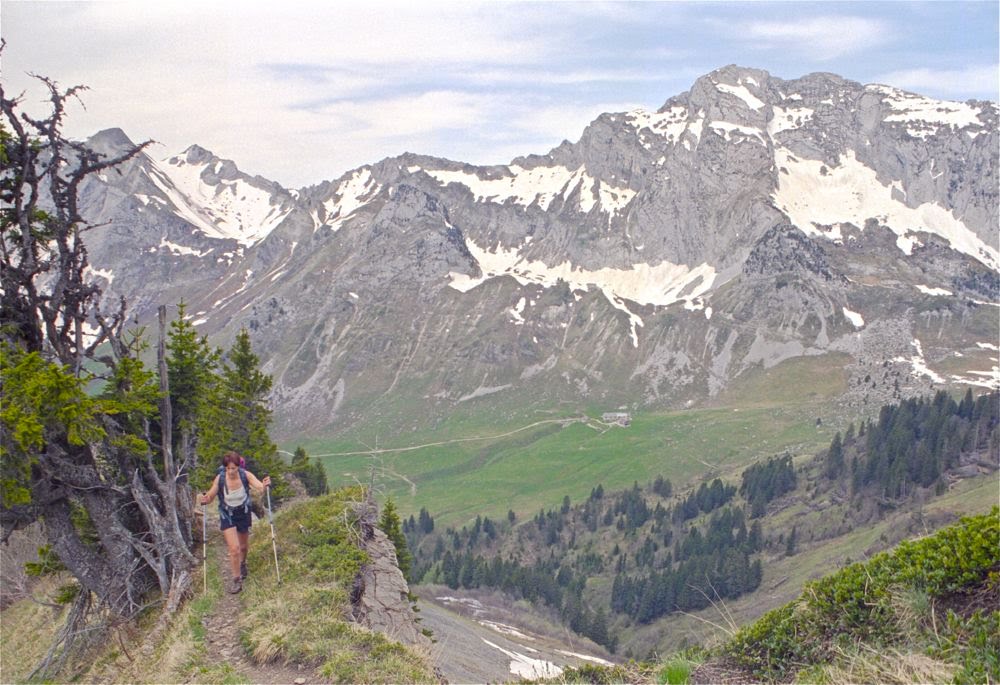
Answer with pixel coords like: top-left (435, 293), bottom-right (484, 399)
top-left (414, 585), bottom-right (616, 684)
top-left (188, 524), bottom-right (320, 685)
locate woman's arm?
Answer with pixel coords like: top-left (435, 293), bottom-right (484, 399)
top-left (245, 471), bottom-right (271, 494)
top-left (199, 474), bottom-right (220, 505)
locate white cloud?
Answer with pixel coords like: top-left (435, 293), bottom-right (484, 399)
top-left (742, 16), bottom-right (889, 60)
top-left (305, 91), bottom-right (499, 138)
top-left (874, 65), bottom-right (1000, 101)
top-left (3, 2), bottom-right (994, 189)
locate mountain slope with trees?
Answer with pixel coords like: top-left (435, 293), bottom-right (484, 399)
top-left (404, 389), bottom-right (998, 658)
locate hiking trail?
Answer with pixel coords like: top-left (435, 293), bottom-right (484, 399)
top-left (189, 521), bottom-right (320, 685)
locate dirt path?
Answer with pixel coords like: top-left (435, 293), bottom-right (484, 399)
top-left (196, 525), bottom-right (318, 685)
top-left (308, 416), bottom-right (593, 458)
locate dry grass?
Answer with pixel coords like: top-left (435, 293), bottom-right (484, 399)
top-left (0, 576), bottom-right (69, 682)
top-left (813, 645), bottom-right (955, 685)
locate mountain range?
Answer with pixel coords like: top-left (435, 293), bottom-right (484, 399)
top-left (75, 64), bottom-right (999, 440)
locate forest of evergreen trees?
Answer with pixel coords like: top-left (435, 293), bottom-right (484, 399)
top-left (402, 389), bottom-right (998, 652)
top-left (740, 454), bottom-right (797, 518)
top-left (833, 390), bottom-right (998, 499)
top-left (611, 506), bottom-right (763, 623)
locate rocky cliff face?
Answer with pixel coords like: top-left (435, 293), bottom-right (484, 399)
top-left (75, 65), bottom-right (999, 438)
top-left (349, 497), bottom-right (430, 649)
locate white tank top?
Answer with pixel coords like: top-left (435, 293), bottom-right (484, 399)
top-left (224, 483), bottom-right (247, 508)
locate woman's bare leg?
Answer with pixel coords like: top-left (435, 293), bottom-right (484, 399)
top-left (238, 531), bottom-right (250, 565)
top-left (222, 527), bottom-right (241, 580)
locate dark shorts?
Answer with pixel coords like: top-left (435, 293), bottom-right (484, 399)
top-left (220, 505), bottom-right (252, 534)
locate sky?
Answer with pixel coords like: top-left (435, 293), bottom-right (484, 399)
top-left (3, 1), bottom-right (998, 189)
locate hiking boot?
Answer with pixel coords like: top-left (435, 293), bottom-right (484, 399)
top-left (240, 560), bottom-right (248, 579)
top-left (229, 576), bottom-right (242, 594)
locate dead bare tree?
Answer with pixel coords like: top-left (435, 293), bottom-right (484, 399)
top-left (1, 47), bottom-right (198, 626)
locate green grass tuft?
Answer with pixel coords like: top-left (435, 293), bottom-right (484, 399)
top-left (238, 487), bottom-right (436, 682)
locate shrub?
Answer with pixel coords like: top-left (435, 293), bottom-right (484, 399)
top-left (723, 508), bottom-right (1000, 682)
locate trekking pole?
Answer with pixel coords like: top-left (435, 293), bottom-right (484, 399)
top-left (265, 477), bottom-right (281, 584)
top-left (202, 501), bottom-right (208, 593)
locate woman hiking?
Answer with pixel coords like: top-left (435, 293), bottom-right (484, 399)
top-left (199, 452), bottom-right (271, 593)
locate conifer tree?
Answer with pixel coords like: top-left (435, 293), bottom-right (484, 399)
top-left (289, 445), bottom-right (329, 496)
top-left (166, 301), bottom-right (219, 488)
top-left (825, 431), bottom-right (844, 479)
top-left (199, 328), bottom-right (288, 496)
top-left (380, 497), bottom-right (413, 581)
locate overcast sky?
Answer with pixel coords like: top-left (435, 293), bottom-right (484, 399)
top-left (3, 1), bottom-right (998, 188)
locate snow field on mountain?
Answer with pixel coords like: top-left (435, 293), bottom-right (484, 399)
top-left (625, 106), bottom-right (690, 147)
top-left (772, 148), bottom-right (999, 270)
top-left (313, 167), bottom-right (381, 232)
top-left (448, 239), bottom-right (717, 346)
top-left (450, 239), bottom-right (717, 308)
top-left (158, 156), bottom-right (290, 245)
top-left (419, 164), bottom-right (636, 216)
top-left (867, 84), bottom-right (986, 139)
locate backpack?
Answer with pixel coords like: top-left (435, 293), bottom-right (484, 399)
top-left (217, 466), bottom-right (251, 515)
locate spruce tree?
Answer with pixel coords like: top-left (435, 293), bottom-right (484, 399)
top-left (200, 328), bottom-right (288, 497)
top-left (380, 497), bottom-right (413, 581)
top-left (825, 431), bottom-right (844, 479)
top-left (166, 301), bottom-right (219, 489)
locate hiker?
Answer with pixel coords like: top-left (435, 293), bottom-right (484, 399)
top-left (199, 451), bottom-right (271, 593)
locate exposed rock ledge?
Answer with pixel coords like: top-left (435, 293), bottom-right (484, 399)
top-left (349, 497), bottom-right (431, 649)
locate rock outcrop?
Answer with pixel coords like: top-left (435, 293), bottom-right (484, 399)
top-left (349, 497), bottom-right (430, 649)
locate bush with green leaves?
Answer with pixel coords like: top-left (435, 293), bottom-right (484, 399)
top-left (723, 508), bottom-right (1000, 682)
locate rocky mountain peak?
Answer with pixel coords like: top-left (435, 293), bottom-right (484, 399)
top-left (84, 127), bottom-right (138, 157)
top-left (72, 66), bottom-right (999, 437)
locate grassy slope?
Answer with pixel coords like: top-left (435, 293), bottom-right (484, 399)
top-left (617, 474), bottom-right (999, 659)
top-left (0, 489), bottom-right (436, 684)
top-left (296, 353), bottom-right (851, 529)
top-left (721, 507), bottom-right (1000, 684)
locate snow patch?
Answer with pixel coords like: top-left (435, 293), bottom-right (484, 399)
top-left (716, 82), bottom-right (765, 110)
top-left (602, 290), bottom-right (643, 348)
top-left (893, 339), bottom-right (944, 383)
top-left (157, 156), bottom-right (290, 246)
top-left (768, 105), bottom-right (814, 136)
top-left (556, 650), bottom-right (615, 667)
top-left (625, 106), bottom-right (690, 144)
top-left (510, 297), bottom-right (527, 324)
top-left (84, 265), bottom-right (115, 287)
top-left (449, 239), bottom-right (717, 311)
top-left (772, 148), bottom-right (999, 269)
top-left (158, 238), bottom-right (212, 258)
top-left (915, 284), bottom-right (953, 296)
top-left (482, 639), bottom-right (563, 680)
top-left (479, 621), bottom-right (534, 640)
top-left (868, 84), bottom-right (986, 139)
top-left (421, 164), bottom-right (634, 217)
top-left (842, 307), bottom-right (865, 328)
top-left (709, 121), bottom-right (767, 145)
top-left (316, 167), bottom-right (381, 232)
